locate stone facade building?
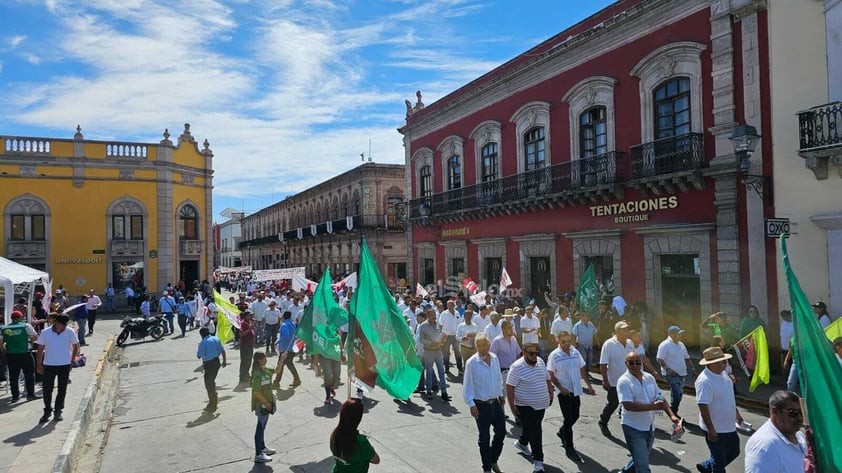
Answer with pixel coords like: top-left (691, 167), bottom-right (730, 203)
top-left (239, 163), bottom-right (408, 285)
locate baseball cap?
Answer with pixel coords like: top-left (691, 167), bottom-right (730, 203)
top-left (668, 325), bottom-right (686, 334)
top-left (11, 310), bottom-right (24, 319)
top-left (812, 301), bottom-right (827, 310)
top-left (614, 320), bottom-right (630, 330)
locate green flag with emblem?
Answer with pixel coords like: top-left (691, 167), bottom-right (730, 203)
top-left (295, 269), bottom-right (348, 361)
top-left (349, 238), bottom-right (422, 399)
top-left (575, 263), bottom-right (600, 316)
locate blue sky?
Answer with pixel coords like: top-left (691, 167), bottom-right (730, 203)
top-left (0, 0), bottom-right (614, 222)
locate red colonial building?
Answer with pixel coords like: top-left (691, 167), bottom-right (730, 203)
top-left (400, 0), bottom-right (777, 348)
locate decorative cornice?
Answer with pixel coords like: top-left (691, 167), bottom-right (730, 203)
top-left (633, 223), bottom-right (715, 235)
top-left (563, 229), bottom-right (623, 239)
top-left (511, 233), bottom-right (557, 243)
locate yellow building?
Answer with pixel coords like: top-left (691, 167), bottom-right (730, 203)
top-left (0, 124), bottom-right (214, 297)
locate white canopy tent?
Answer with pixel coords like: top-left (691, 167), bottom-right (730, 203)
top-left (0, 256), bottom-right (49, 325)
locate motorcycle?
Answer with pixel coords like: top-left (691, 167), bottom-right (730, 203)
top-left (116, 314), bottom-right (167, 346)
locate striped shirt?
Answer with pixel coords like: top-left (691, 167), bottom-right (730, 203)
top-left (546, 346), bottom-right (586, 396)
top-left (506, 356), bottom-right (551, 410)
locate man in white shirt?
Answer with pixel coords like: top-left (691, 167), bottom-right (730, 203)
top-left (745, 390), bottom-right (806, 473)
top-left (546, 330), bottom-right (594, 463)
top-left (35, 314), bottom-right (79, 423)
top-left (550, 308), bottom-right (573, 341)
top-left (484, 312), bottom-right (503, 341)
top-left (473, 304), bottom-right (491, 333)
top-left (616, 351), bottom-right (680, 473)
top-left (263, 300), bottom-right (282, 354)
top-left (598, 320), bottom-right (634, 437)
top-left (85, 289), bottom-right (103, 335)
top-left (287, 297), bottom-right (303, 325)
top-left (403, 299), bottom-right (423, 332)
top-left (251, 293), bottom-right (268, 344)
top-left (463, 333), bottom-right (505, 473)
top-left (457, 309), bottom-right (479, 365)
top-left (520, 309), bottom-right (540, 347)
top-left (656, 325), bottom-right (696, 417)
top-left (695, 346), bottom-right (742, 473)
top-left (438, 300), bottom-right (463, 374)
top-left (507, 343), bottom-right (553, 473)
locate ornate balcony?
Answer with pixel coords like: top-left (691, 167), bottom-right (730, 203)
top-left (409, 151), bottom-right (624, 222)
top-left (798, 102), bottom-right (842, 180)
top-left (110, 239), bottom-right (144, 257)
top-left (630, 133), bottom-right (704, 178)
top-left (237, 213), bottom-right (405, 249)
top-left (179, 240), bottom-right (203, 257)
top-left (5, 240), bottom-right (46, 258)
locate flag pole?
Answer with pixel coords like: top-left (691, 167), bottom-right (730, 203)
top-left (346, 235), bottom-right (363, 400)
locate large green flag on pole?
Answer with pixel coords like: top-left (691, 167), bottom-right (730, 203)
top-left (348, 238), bottom-right (423, 400)
top-left (781, 237), bottom-right (842, 473)
top-left (295, 269), bottom-right (348, 361)
top-left (575, 264), bottom-right (600, 316)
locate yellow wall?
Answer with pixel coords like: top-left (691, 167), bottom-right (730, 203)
top-left (768, 0), bottom-right (832, 307)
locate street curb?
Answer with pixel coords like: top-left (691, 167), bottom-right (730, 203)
top-left (51, 337), bottom-right (117, 473)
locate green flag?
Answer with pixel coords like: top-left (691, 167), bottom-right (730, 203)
top-left (213, 290), bottom-right (239, 344)
top-left (781, 237), bottom-right (842, 472)
top-left (349, 238), bottom-right (423, 399)
top-left (575, 264), bottom-right (600, 316)
top-left (295, 269), bottom-right (348, 361)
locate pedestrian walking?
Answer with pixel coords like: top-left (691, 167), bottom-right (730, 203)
top-left (320, 327), bottom-right (344, 404)
top-left (616, 351), bottom-right (680, 473)
top-left (239, 310), bottom-right (256, 383)
top-left (263, 300), bottom-right (281, 354)
top-left (546, 331), bottom-right (594, 463)
top-left (571, 312), bottom-right (597, 372)
top-left (419, 309), bottom-right (450, 401)
top-left (72, 296), bottom-right (89, 346)
top-left (196, 327), bottom-right (226, 412)
top-left (159, 291), bottom-right (177, 334)
top-left (598, 320), bottom-right (633, 437)
top-left (330, 398), bottom-right (380, 472)
top-left (35, 314), bottom-right (79, 423)
top-left (274, 311), bottom-right (301, 387)
top-left (438, 300), bottom-right (463, 374)
top-left (251, 352), bottom-right (277, 463)
top-left (463, 333), bottom-right (505, 473)
top-left (85, 289), bottom-right (102, 335)
top-left (745, 390), bottom-right (806, 473)
top-left (656, 325), bottom-right (696, 417)
top-left (0, 310), bottom-right (39, 402)
top-left (105, 283), bottom-right (115, 312)
top-left (507, 342), bottom-right (553, 473)
top-left (176, 296), bottom-right (190, 338)
top-left (457, 308), bottom-right (479, 364)
top-left (695, 346), bottom-right (742, 473)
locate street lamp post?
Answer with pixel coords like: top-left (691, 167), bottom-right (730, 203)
top-left (729, 123), bottom-right (770, 203)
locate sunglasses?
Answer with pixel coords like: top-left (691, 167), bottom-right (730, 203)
top-left (778, 408), bottom-right (803, 418)
top-left (525, 351), bottom-right (539, 356)
top-left (626, 360), bottom-right (642, 366)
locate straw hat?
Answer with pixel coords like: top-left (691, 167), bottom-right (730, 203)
top-left (503, 309), bottom-right (514, 317)
top-left (699, 346), bottom-right (733, 365)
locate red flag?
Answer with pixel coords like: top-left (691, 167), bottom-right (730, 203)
top-left (463, 277), bottom-right (478, 294)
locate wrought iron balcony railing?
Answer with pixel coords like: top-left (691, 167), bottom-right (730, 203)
top-left (238, 213), bottom-right (404, 249)
top-left (630, 132), bottom-right (704, 179)
top-left (798, 102), bottom-right (842, 151)
top-left (408, 151), bottom-right (624, 218)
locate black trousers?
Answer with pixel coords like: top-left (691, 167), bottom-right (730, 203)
top-left (6, 352), bottom-right (35, 398)
top-left (517, 405), bottom-right (545, 462)
top-left (277, 351), bottom-right (300, 383)
top-left (475, 401), bottom-right (506, 470)
top-left (203, 358), bottom-right (220, 407)
top-left (600, 386), bottom-right (619, 425)
top-left (557, 393), bottom-right (581, 451)
top-left (42, 364), bottom-right (71, 413)
top-left (177, 315), bottom-right (188, 336)
top-left (239, 345), bottom-right (253, 382)
top-left (87, 309), bottom-right (98, 332)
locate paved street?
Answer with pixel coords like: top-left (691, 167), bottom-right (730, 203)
top-left (88, 326), bottom-right (771, 473)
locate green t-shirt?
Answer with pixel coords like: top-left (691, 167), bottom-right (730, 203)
top-left (331, 434), bottom-right (375, 473)
top-left (1, 322), bottom-right (32, 354)
top-left (739, 317), bottom-right (766, 339)
top-left (251, 366), bottom-right (275, 412)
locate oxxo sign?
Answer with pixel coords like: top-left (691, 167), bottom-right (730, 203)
top-left (765, 218), bottom-right (790, 238)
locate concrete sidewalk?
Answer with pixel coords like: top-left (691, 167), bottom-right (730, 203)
top-left (0, 316), bottom-right (122, 473)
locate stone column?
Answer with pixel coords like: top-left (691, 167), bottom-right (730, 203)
top-left (156, 140), bottom-right (174, 292)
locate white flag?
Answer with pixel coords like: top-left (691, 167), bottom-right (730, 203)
top-left (469, 291), bottom-right (487, 306)
top-left (416, 283), bottom-right (429, 298)
top-left (500, 267), bottom-right (512, 292)
top-left (42, 279), bottom-right (53, 313)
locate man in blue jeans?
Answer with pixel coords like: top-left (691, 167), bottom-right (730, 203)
top-left (617, 351), bottom-right (680, 473)
top-left (695, 346), bottom-right (742, 473)
top-left (656, 325), bottom-right (696, 417)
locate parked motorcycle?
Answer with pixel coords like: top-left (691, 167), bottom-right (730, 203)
top-left (116, 314), bottom-right (166, 346)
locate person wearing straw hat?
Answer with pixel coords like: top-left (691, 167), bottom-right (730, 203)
top-left (695, 346), bottom-right (743, 473)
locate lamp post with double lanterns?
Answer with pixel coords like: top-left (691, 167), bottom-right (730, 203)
top-left (729, 123), bottom-right (770, 204)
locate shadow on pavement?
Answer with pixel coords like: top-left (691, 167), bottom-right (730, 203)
top-left (289, 456), bottom-right (333, 473)
top-left (276, 388), bottom-right (296, 401)
top-left (3, 421), bottom-right (57, 446)
top-left (424, 399), bottom-right (459, 417)
top-left (577, 451), bottom-right (614, 473)
top-left (247, 462), bottom-right (275, 473)
top-left (392, 398), bottom-right (425, 417)
top-left (361, 397), bottom-right (379, 413)
top-left (233, 382), bottom-right (250, 393)
top-left (313, 402), bottom-right (340, 419)
top-left (185, 410), bottom-right (219, 428)
top-left (651, 446), bottom-right (692, 472)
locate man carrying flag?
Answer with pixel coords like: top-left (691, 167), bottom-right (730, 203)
top-left (296, 269), bottom-right (348, 403)
top-left (575, 264), bottom-right (599, 317)
top-left (348, 238), bottom-right (423, 400)
top-left (732, 325), bottom-right (770, 392)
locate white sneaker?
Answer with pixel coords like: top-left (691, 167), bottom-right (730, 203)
top-left (254, 453), bottom-right (273, 463)
top-left (262, 447), bottom-right (277, 455)
top-left (512, 439), bottom-right (531, 456)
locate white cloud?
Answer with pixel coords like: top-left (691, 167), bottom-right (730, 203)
top-left (25, 54), bottom-right (41, 65)
top-left (8, 35), bottom-right (27, 49)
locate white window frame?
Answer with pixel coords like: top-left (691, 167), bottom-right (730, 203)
top-left (411, 147), bottom-right (434, 199)
top-left (630, 42), bottom-right (707, 143)
top-left (510, 101), bottom-right (551, 174)
top-left (469, 120), bottom-right (502, 185)
top-left (437, 135), bottom-right (464, 191)
top-left (562, 76), bottom-right (617, 161)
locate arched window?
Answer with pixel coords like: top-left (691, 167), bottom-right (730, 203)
top-left (580, 107), bottom-right (607, 158)
top-left (654, 77), bottom-right (691, 139)
top-left (447, 155), bottom-right (461, 190)
top-left (5, 194), bottom-right (48, 242)
top-left (481, 143), bottom-right (498, 182)
top-left (179, 205), bottom-right (199, 240)
top-left (419, 165), bottom-right (432, 200)
top-left (109, 198), bottom-right (145, 240)
top-left (524, 127), bottom-right (546, 171)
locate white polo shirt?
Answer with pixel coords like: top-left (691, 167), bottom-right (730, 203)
top-left (550, 317), bottom-right (573, 338)
top-left (547, 346), bottom-right (586, 396)
top-left (617, 370), bottom-right (661, 431)
top-left (695, 368), bottom-right (737, 433)
top-left (473, 314), bottom-right (491, 333)
top-left (656, 337), bottom-right (690, 376)
top-left (438, 309), bottom-right (461, 336)
top-left (36, 327), bottom-right (79, 366)
top-left (744, 419), bottom-right (807, 473)
top-left (599, 336), bottom-right (634, 386)
top-left (520, 315), bottom-right (540, 345)
top-left (456, 322), bottom-right (479, 348)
